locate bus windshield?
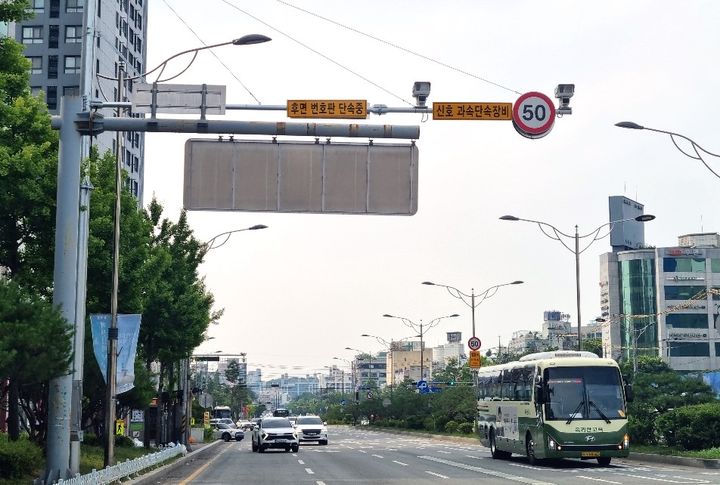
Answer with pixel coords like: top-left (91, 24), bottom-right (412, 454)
top-left (544, 366), bottom-right (626, 421)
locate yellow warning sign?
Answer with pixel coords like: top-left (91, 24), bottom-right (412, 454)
top-left (203, 411), bottom-right (210, 426)
top-left (433, 102), bottom-right (512, 120)
top-left (287, 99), bottom-right (368, 119)
top-left (469, 350), bottom-right (482, 369)
top-left (115, 419), bottom-right (125, 436)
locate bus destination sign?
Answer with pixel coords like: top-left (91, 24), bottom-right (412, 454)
top-left (287, 99), bottom-right (368, 119)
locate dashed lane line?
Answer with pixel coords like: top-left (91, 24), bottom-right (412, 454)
top-left (576, 477), bottom-right (622, 484)
top-left (426, 471), bottom-right (449, 479)
top-left (305, 468), bottom-right (315, 475)
top-left (618, 474), bottom-right (709, 484)
top-left (372, 454), bottom-right (384, 459)
top-left (418, 455), bottom-right (556, 485)
top-left (393, 460), bottom-right (408, 466)
top-left (298, 459), bottom-right (305, 465)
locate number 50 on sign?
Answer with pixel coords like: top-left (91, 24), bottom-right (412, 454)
top-left (512, 91), bottom-right (556, 139)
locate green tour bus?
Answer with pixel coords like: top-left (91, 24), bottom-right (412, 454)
top-left (476, 351), bottom-right (632, 466)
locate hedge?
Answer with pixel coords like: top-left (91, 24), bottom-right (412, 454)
top-left (0, 434), bottom-right (43, 479)
top-left (655, 402), bottom-right (720, 450)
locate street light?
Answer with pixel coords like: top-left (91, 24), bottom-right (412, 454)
top-left (97, 35), bottom-right (271, 469)
top-left (421, 280), bottom-right (523, 338)
top-left (500, 213), bottom-right (655, 350)
top-left (615, 122), bottom-right (720, 180)
top-left (345, 346), bottom-right (376, 389)
top-left (202, 224), bottom-right (268, 252)
top-left (382, 313), bottom-right (459, 381)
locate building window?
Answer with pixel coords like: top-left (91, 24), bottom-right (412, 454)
top-left (31, 86), bottom-right (43, 97)
top-left (22, 26), bottom-right (43, 44)
top-left (48, 55), bottom-right (58, 79)
top-left (65, 25), bottom-right (82, 43)
top-left (49, 25), bottom-right (59, 48)
top-left (46, 85), bottom-right (57, 110)
top-left (64, 55), bottom-right (81, 74)
top-left (669, 341), bottom-right (709, 357)
top-left (712, 259), bottom-right (720, 273)
top-left (666, 313), bottom-right (709, 329)
top-left (663, 257), bottom-right (706, 273)
top-left (63, 85), bottom-right (80, 96)
top-left (27, 56), bottom-right (43, 75)
top-left (28, 0), bottom-right (45, 14)
top-left (66, 0), bottom-right (84, 13)
top-left (49, 0), bottom-right (60, 17)
top-left (664, 286), bottom-right (707, 301)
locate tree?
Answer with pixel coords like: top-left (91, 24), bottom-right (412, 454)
top-left (0, 279), bottom-right (73, 441)
top-left (582, 338), bottom-right (603, 357)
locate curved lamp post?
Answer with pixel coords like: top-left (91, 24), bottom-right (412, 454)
top-left (333, 357), bottom-right (353, 397)
top-left (615, 122), bottom-right (720, 180)
top-left (96, 35), bottom-right (271, 469)
top-left (421, 280), bottom-right (523, 338)
top-left (382, 313), bottom-right (459, 381)
top-left (203, 224), bottom-right (268, 251)
top-left (500, 213), bottom-right (655, 350)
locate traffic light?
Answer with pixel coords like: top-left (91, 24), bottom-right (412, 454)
top-left (448, 380), bottom-right (456, 386)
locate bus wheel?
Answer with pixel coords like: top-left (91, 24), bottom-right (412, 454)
top-left (597, 457), bottom-right (611, 466)
top-left (526, 432), bottom-right (542, 466)
top-left (490, 429), bottom-right (510, 459)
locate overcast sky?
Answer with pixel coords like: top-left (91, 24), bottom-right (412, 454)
top-left (143, 1), bottom-right (720, 379)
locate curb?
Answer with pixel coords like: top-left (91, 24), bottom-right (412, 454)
top-left (367, 426), bottom-right (720, 469)
top-left (126, 439), bottom-right (223, 484)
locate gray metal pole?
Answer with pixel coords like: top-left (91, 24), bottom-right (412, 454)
top-left (70, 176), bottom-right (93, 474)
top-left (471, 290), bottom-right (476, 337)
top-left (104, 64), bottom-right (124, 467)
top-left (575, 225), bottom-right (582, 351)
top-left (420, 321), bottom-right (424, 381)
top-left (46, 95), bottom-right (84, 482)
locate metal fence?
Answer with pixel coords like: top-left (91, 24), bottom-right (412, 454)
top-left (56, 444), bottom-right (187, 485)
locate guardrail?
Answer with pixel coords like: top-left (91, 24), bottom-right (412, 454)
top-left (56, 444), bottom-right (187, 485)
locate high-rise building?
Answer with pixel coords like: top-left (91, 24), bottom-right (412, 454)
top-left (600, 233), bottom-right (720, 371)
top-left (11, 0), bottom-right (148, 200)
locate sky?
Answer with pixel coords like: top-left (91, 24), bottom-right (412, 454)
top-left (143, 1), bottom-right (720, 379)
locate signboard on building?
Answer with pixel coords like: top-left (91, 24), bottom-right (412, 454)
top-left (446, 331), bottom-right (462, 343)
top-left (184, 139), bottom-right (419, 215)
top-left (287, 99), bottom-right (367, 119)
top-left (433, 102), bottom-right (512, 120)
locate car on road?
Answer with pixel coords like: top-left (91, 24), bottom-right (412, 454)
top-left (236, 419), bottom-right (254, 431)
top-left (213, 422), bottom-right (244, 442)
top-left (251, 417), bottom-right (299, 453)
top-left (294, 415), bottom-right (328, 445)
top-left (210, 418), bottom-right (236, 427)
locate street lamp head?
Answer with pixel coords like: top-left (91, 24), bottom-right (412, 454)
top-left (382, 314), bottom-right (394, 318)
top-left (635, 214), bottom-right (656, 222)
top-left (511, 280), bottom-right (524, 285)
top-left (615, 121), bottom-right (644, 130)
top-left (361, 334), bottom-right (371, 337)
top-left (499, 215), bottom-right (520, 221)
top-left (421, 281), bottom-right (435, 286)
top-left (248, 224), bottom-right (268, 230)
top-left (233, 34), bottom-right (272, 45)
top-left (449, 313), bottom-right (460, 318)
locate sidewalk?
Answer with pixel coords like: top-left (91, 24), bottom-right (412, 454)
top-left (126, 439), bottom-right (222, 484)
top-left (366, 426), bottom-right (720, 469)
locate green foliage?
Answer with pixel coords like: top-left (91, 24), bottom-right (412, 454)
top-left (582, 338), bottom-right (603, 357)
top-left (457, 422), bottom-right (474, 434)
top-left (655, 402), bottom-right (720, 450)
top-left (203, 426), bottom-right (214, 442)
top-left (0, 433), bottom-right (43, 479)
top-left (0, 1), bottom-right (33, 24)
top-left (444, 420), bottom-right (459, 433)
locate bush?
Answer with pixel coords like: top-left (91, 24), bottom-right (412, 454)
top-left (405, 415), bottom-right (425, 430)
top-left (115, 435), bottom-right (135, 448)
top-left (628, 406), bottom-right (659, 445)
top-left (655, 402), bottom-right (720, 450)
top-left (0, 434), bottom-right (43, 479)
top-left (204, 426), bottom-right (214, 442)
top-left (457, 422), bottom-right (474, 434)
top-left (444, 420), bottom-right (459, 433)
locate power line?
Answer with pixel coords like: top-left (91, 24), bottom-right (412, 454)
top-left (159, 0), bottom-right (262, 104)
top-left (276, 0), bottom-right (523, 96)
top-left (219, 0), bottom-right (414, 106)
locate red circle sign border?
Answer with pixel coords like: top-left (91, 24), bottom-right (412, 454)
top-left (468, 336), bottom-right (482, 350)
top-left (512, 91), bottom-right (556, 135)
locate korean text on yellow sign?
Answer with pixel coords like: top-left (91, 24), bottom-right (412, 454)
top-left (469, 350), bottom-right (482, 368)
top-left (287, 100), bottom-right (368, 119)
top-left (433, 102), bottom-right (512, 120)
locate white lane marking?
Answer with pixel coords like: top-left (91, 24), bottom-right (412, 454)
top-left (509, 463), bottom-right (548, 471)
top-left (426, 471), bottom-right (449, 479)
top-left (436, 450), bottom-right (452, 454)
top-left (305, 468), bottom-right (315, 475)
top-left (372, 454), bottom-right (384, 459)
top-left (418, 456), bottom-right (556, 485)
top-left (298, 459), bottom-right (305, 465)
top-left (393, 460), bottom-right (408, 466)
top-left (673, 477), bottom-right (712, 483)
top-left (619, 474), bottom-right (707, 483)
top-left (576, 477), bottom-right (622, 484)
top-left (358, 449), bottom-right (368, 454)
top-left (316, 482), bottom-right (326, 485)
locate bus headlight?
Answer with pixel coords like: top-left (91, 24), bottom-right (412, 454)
top-left (548, 437), bottom-right (557, 450)
top-left (623, 434), bottom-right (630, 449)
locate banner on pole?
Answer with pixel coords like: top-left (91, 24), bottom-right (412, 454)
top-left (91, 313), bottom-right (142, 394)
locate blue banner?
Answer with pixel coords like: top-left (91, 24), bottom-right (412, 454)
top-left (91, 313), bottom-right (142, 395)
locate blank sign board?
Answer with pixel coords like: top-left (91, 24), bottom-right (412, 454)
top-left (183, 139), bottom-right (418, 215)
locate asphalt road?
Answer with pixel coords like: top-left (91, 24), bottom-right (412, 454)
top-left (137, 426), bottom-right (720, 484)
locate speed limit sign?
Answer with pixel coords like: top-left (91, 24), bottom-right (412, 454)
top-left (468, 336), bottom-right (482, 351)
top-left (512, 91), bottom-right (556, 139)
